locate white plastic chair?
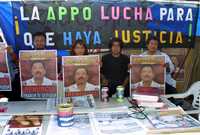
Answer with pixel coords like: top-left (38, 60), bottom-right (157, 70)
top-left (164, 81), bottom-right (200, 115)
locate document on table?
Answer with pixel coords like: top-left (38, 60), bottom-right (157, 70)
top-left (46, 113), bottom-right (94, 135)
top-left (146, 107), bottom-right (200, 134)
top-left (47, 95), bottom-right (96, 113)
top-left (89, 111), bottom-right (146, 135)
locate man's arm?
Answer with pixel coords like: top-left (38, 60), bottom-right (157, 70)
top-left (100, 55), bottom-right (109, 86)
top-left (164, 53), bottom-right (175, 74)
top-left (122, 76), bottom-right (129, 87)
top-left (100, 73), bottom-right (108, 86)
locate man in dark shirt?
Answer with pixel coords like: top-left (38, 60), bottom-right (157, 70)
top-left (101, 38), bottom-right (129, 97)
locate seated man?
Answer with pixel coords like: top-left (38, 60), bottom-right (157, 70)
top-left (66, 67), bottom-right (98, 92)
top-left (101, 38), bottom-right (129, 97)
top-left (23, 61), bottom-right (56, 86)
top-left (141, 36), bottom-right (176, 94)
top-left (133, 65), bottom-right (164, 89)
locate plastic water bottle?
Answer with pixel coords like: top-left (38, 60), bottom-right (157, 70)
top-left (116, 85), bottom-right (124, 102)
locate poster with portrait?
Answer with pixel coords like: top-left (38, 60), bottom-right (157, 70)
top-left (0, 49), bottom-right (12, 91)
top-left (162, 48), bottom-right (188, 81)
top-left (19, 50), bottom-right (58, 98)
top-left (130, 55), bottom-right (166, 96)
top-left (2, 115), bottom-right (43, 135)
top-left (63, 55), bottom-right (100, 97)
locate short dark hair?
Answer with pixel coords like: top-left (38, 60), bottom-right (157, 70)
top-left (73, 66), bottom-right (89, 83)
top-left (108, 37), bottom-right (123, 49)
top-left (31, 60), bottom-right (46, 70)
top-left (73, 66), bottom-right (89, 76)
top-left (33, 32), bottom-right (46, 40)
top-left (146, 36), bottom-right (159, 46)
top-left (140, 64), bottom-right (154, 72)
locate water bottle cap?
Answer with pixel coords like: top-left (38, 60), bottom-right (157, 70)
top-left (117, 85), bottom-right (124, 91)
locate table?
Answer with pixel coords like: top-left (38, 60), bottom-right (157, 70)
top-left (0, 97), bottom-right (198, 135)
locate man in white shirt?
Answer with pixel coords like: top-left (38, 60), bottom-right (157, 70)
top-left (133, 65), bottom-right (164, 89)
top-left (141, 36), bottom-right (176, 94)
top-left (66, 67), bottom-right (98, 92)
top-left (23, 61), bottom-right (56, 86)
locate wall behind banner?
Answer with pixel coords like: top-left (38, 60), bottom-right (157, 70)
top-left (10, 1), bottom-right (199, 52)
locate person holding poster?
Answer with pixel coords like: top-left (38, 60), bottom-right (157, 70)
top-left (101, 38), bottom-right (129, 97)
top-left (23, 61), bottom-right (56, 86)
top-left (66, 67), bottom-right (98, 92)
top-left (133, 65), bottom-right (164, 89)
top-left (142, 36), bottom-right (176, 94)
top-left (58, 40), bottom-right (88, 79)
top-left (33, 32), bottom-right (46, 50)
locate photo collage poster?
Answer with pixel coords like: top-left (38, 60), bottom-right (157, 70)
top-left (130, 55), bottom-right (166, 96)
top-left (19, 50), bottom-right (58, 98)
top-left (2, 115), bottom-right (43, 135)
top-left (63, 55), bottom-right (100, 97)
top-left (0, 49), bottom-right (12, 91)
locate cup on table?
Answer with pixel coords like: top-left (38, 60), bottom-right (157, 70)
top-left (57, 103), bottom-right (74, 127)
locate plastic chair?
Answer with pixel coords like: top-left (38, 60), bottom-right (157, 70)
top-left (164, 81), bottom-right (200, 116)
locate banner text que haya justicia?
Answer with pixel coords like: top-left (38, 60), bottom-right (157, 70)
top-left (14, 2), bottom-right (198, 49)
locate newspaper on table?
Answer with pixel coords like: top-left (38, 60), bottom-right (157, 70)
top-left (89, 111), bottom-right (146, 135)
top-left (19, 50), bottom-right (58, 98)
top-left (46, 95), bottom-right (95, 113)
top-left (63, 55), bottom-right (100, 97)
top-left (146, 107), bottom-right (200, 134)
top-left (0, 49), bottom-right (12, 91)
top-left (46, 113), bottom-right (93, 135)
top-left (130, 55), bottom-right (166, 97)
top-left (2, 115), bottom-right (43, 135)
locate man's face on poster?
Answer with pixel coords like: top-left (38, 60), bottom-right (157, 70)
top-left (140, 66), bottom-right (154, 82)
top-left (31, 62), bottom-right (46, 80)
top-left (74, 68), bottom-right (88, 84)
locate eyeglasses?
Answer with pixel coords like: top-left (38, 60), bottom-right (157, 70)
top-left (127, 97), bottom-right (148, 120)
top-left (128, 106), bottom-right (147, 120)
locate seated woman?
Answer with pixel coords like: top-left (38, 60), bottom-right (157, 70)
top-left (58, 39), bottom-right (88, 80)
top-left (71, 39), bottom-right (88, 56)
